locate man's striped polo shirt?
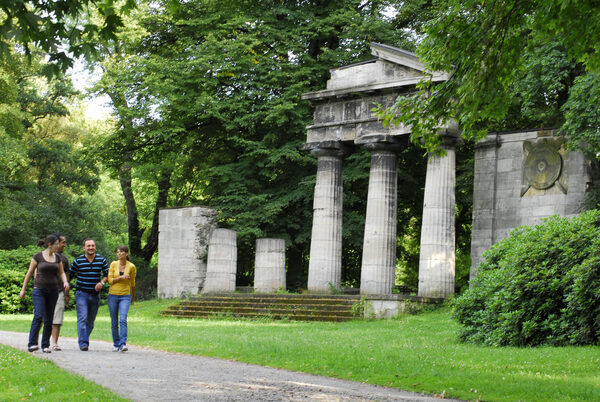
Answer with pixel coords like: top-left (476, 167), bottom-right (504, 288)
top-left (70, 254), bottom-right (109, 293)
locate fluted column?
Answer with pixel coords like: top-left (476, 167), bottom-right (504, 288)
top-left (360, 144), bottom-right (399, 295)
top-left (418, 136), bottom-right (457, 298)
top-left (307, 147), bottom-right (345, 293)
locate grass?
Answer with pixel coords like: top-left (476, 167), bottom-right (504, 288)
top-left (1, 299), bottom-right (599, 401)
top-left (0, 344), bottom-right (127, 401)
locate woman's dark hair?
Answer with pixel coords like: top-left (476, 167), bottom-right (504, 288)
top-left (37, 234), bottom-right (59, 248)
top-left (115, 245), bottom-right (130, 261)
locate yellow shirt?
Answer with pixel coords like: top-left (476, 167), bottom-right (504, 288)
top-left (108, 260), bottom-right (136, 295)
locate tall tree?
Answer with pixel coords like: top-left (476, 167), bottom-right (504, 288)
top-left (95, 0), bottom-right (419, 284)
top-left (382, 0), bottom-right (600, 154)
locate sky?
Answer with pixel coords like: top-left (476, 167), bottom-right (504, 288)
top-left (69, 58), bottom-right (112, 121)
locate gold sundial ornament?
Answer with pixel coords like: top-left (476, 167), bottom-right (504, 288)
top-left (521, 138), bottom-right (567, 196)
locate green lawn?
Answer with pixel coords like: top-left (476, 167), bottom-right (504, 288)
top-left (1, 299), bottom-right (598, 401)
top-left (0, 344), bottom-right (127, 401)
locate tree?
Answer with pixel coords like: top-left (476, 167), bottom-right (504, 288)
top-left (0, 47), bottom-right (125, 251)
top-left (382, 0), bottom-right (600, 154)
top-left (94, 0), bottom-right (422, 285)
top-left (0, 0), bottom-right (136, 73)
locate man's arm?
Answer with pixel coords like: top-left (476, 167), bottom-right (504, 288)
top-left (94, 257), bottom-right (110, 292)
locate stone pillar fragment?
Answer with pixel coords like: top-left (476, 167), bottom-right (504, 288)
top-left (360, 144), bottom-right (399, 295)
top-left (254, 238), bottom-right (286, 293)
top-left (307, 146), bottom-right (345, 293)
top-left (157, 206), bottom-right (218, 298)
top-left (418, 136), bottom-right (457, 298)
top-left (202, 229), bottom-right (237, 293)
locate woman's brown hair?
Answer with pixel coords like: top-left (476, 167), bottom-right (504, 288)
top-left (115, 245), bottom-right (130, 261)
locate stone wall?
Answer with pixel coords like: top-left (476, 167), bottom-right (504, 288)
top-left (157, 206), bottom-right (218, 298)
top-left (470, 129), bottom-right (593, 278)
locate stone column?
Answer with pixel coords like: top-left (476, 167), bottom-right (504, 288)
top-left (418, 134), bottom-right (457, 298)
top-left (202, 229), bottom-right (237, 294)
top-left (254, 238), bottom-right (286, 293)
top-left (360, 143), bottom-right (400, 295)
top-left (307, 146), bottom-right (346, 293)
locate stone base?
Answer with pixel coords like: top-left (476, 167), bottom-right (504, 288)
top-left (362, 294), bottom-right (443, 319)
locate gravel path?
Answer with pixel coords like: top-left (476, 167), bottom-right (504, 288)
top-left (0, 330), bottom-right (457, 401)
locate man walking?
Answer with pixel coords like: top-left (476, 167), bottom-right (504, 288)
top-left (51, 233), bottom-right (69, 350)
top-left (70, 238), bottom-right (108, 351)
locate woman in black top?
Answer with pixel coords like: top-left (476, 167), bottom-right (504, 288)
top-left (19, 234), bottom-right (70, 353)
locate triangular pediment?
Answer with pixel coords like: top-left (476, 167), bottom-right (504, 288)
top-left (369, 43), bottom-right (425, 72)
top-left (303, 43), bottom-right (446, 100)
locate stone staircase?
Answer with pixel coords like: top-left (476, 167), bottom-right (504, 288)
top-left (161, 293), bottom-right (363, 322)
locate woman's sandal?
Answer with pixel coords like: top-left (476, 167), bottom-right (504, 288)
top-left (52, 345), bottom-right (61, 351)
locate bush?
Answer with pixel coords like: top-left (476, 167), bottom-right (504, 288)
top-left (0, 245), bottom-right (82, 314)
top-left (453, 210), bottom-right (600, 346)
top-left (0, 269), bottom-right (33, 313)
top-left (0, 246), bottom-right (40, 272)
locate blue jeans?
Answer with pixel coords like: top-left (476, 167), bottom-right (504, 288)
top-left (107, 294), bottom-right (131, 348)
top-left (28, 288), bottom-right (59, 349)
top-left (75, 290), bottom-right (100, 349)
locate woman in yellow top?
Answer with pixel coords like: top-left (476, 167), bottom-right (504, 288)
top-left (107, 245), bottom-right (136, 352)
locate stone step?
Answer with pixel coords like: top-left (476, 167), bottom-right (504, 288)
top-left (163, 305), bottom-right (354, 316)
top-left (192, 294), bottom-right (360, 303)
top-left (189, 298), bottom-right (359, 306)
top-left (161, 310), bottom-right (354, 322)
top-left (166, 301), bottom-right (352, 311)
top-left (161, 293), bottom-right (362, 322)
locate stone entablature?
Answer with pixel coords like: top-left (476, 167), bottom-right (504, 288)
top-left (302, 43), bottom-right (448, 148)
top-left (470, 129), bottom-right (593, 278)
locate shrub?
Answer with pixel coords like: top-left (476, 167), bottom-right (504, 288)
top-left (0, 245), bottom-right (82, 314)
top-left (0, 269), bottom-right (33, 313)
top-left (453, 210), bottom-right (600, 346)
top-left (0, 246), bottom-right (40, 272)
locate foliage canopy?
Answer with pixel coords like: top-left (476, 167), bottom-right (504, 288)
top-left (382, 0), bottom-right (600, 154)
top-left (0, 0), bottom-right (136, 73)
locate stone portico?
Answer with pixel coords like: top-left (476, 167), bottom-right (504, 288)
top-left (303, 43), bottom-right (456, 298)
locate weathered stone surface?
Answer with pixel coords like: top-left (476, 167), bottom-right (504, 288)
top-left (202, 229), bottom-right (237, 294)
top-left (254, 238), bottom-right (286, 293)
top-left (360, 149), bottom-right (398, 295)
top-left (470, 129), bottom-right (592, 278)
top-left (418, 144), bottom-right (456, 298)
top-left (307, 150), bottom-right (344, 293)
top-left (157, 206), bottom-right (218, 298)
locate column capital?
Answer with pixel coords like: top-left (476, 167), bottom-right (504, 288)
top-left (303, 141), bottom-right (352, 158)
top-left (359, 135), bottom-right (409, 153)
top-left (438, 129), bottom-right (460, 148)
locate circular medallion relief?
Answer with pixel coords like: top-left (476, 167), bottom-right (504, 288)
top-left (523, 141), bottom-right (562, 190)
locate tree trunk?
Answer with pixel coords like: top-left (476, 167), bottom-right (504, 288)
top-left (141, 167), bottom-right (172, 262)
top-left (119, 162), bottom-right (143, 256)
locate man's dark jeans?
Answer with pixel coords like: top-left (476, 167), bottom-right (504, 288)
top-left (75, 290), bottom-right (100, 350)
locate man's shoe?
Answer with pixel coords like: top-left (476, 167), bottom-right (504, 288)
top-left (28, 345), bottom-right (39, 352)
top-left (42, 348), bottom-right (51, 353)
top-left (80, 346), bottom-right (88, 351)
top-left (120, 345), bottom-right (128, 352)
top-left (113, 347), bottom-right (120, 352)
